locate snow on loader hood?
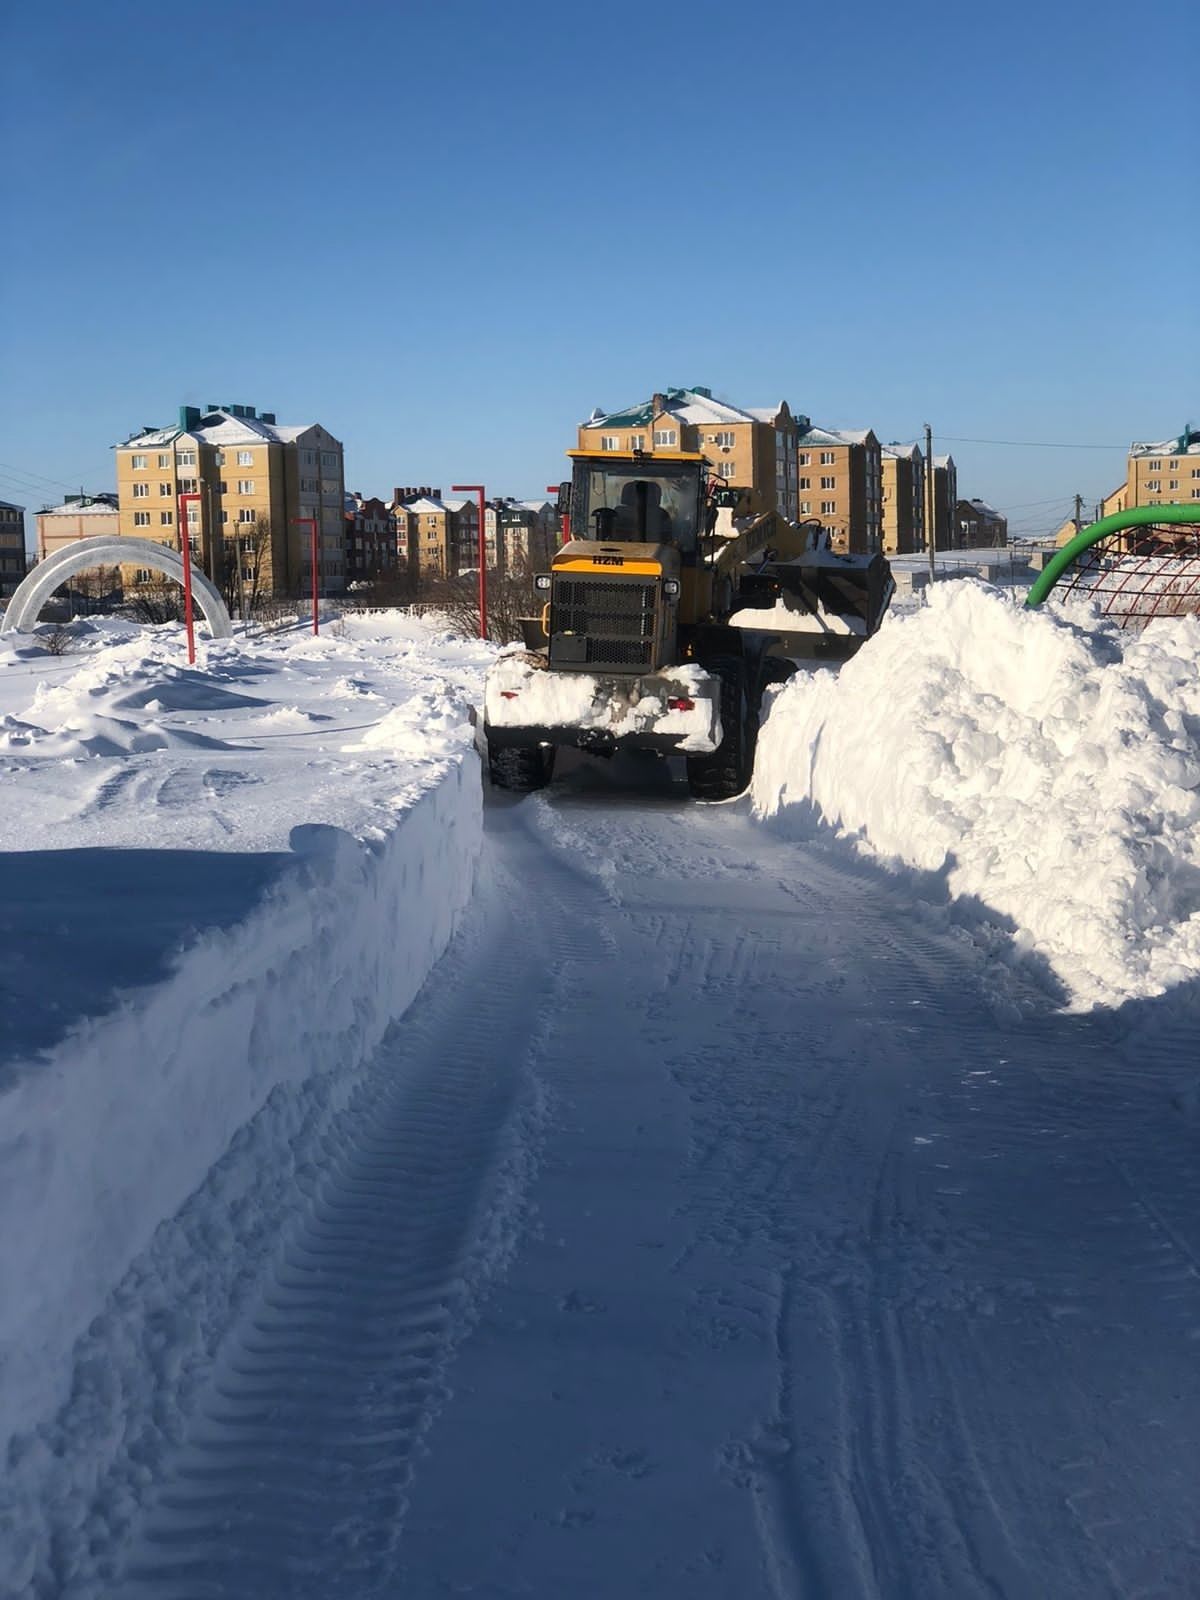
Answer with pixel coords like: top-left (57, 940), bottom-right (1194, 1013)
top-left (752, 580), bottom-right (1200, 1009)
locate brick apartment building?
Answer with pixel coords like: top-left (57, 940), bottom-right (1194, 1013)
top-left (392, 488), bottom-right (480, 579)
top-left (344, 493), bottom-right (397, 583)
top-left (115, 405), bottom-right (346, 596)
top-left (0, 499), bottom-right (27, 599)
top-left (880, 442), bottom-right (926, 555)
top-left (796, 424), bottom-right (882, 554)
top-left (579, 387), bottom-right (804, 522)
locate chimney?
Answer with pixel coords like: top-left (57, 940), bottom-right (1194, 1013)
top-left (179, 405), bottom-right (201, 431)
top-left (652, 393), bottom-right (666, 415)
top-left (260, 412), bottom-right (275, 425)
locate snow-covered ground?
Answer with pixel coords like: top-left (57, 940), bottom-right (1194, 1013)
top-left (2, 592), bottom-right (1199, 1598)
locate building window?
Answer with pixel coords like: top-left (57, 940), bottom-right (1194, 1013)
top-left (133, 511), bottom-right (151, 526)
top-left (237, 480), bottom-right (254, 494)
top-left (134, 569), bottom-right (152, 583)
top-left (1169, 480), bottom-right (1180, 490)
top-left (131, 482), bottom-right (149, 498)
top-left (322, 451), bottom-right (337, 468)
top-left (820, 476), bottom-right (836, 490)
top-left (1147, 460), bottom-right (1161, 470)
top-left (798, 477), bottom-right (810, 490)
top-left (718, 461), bottom-right (736, 479)
top-left (131, 454), bottom-right (147, 469)
top-left (821, 501), bottom-right (837, 515)
top-left (160, 511), bottom-right (172, 525)
top-left (799, 501), bottom-right (811, 515)
top-left (301, 477), bottom-right (318, 492)
top-left (158, 481), bottom-right (172, 496)
top-left (237, 450), bottom-right (254, 467)
top-left (1192, 468), bottom-right (1200, 478)
top-left (653, 428), bottom-right (678, 447)
top-left (157, 453), bottom-right (171, 469)
top-left (600, 436), bottom-right (620, 451)
top-left (819, 451), bottom-right (836, 465)
top-left (239, 508), bottom-right (256, 523)
top-left (1168, 459), bottom-right (1178, 469)
top-left (1146, 481), bottom-right (1160, 491)
top-left (1193, 489), bottom-right (1200, 499)
top-left (713, 431), bottom-right (735, 448)
top-left (798, 453), bottom-right (810, 465)
top-left (178, 477), bottom-right (197, 494)
top-left (221, 510), bottom-right (229, 522)
top-left (629, 434), bottom-right (645, 451)
top-left (177, 449), bottom-right (196, 467)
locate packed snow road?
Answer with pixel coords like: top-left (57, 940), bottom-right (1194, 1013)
top-left (114, 757), bottom-right (1198, 1600)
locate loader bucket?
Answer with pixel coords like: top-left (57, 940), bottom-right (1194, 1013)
top-left (761, 550), bottom-right (894, 639)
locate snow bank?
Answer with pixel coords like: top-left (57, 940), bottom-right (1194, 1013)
top-left (0, 614), bottom-right (491, 1592)
top-left (752, 582), bottom-right (1200, 1008)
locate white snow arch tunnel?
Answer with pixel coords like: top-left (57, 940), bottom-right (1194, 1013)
top-left (0, 537), bottom-right (233, 640)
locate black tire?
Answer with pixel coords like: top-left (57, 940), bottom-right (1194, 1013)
top-left (487, 739), bottom-right (556, 792)
top-left (686, 656), bottom-right (753, 802)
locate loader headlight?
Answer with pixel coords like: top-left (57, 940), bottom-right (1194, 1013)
top-left (534, 573), bottom-right (551, 591)
top-left (663, 579), bottom-right (680, 598)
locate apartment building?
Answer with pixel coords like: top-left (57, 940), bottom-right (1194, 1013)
top-left (930, 454), bottom-right (959, 550)
top-left (344, 493), bottom-right (396, 583)
top-left (1127, 426), bottom-right (1200, 509)
top-left (35, 492), bottom-right (120, 562)
top-left (956, 499), bottom-right (1008, 548)
top-left (0, 500), bottom-right (26, 599)
top-left (485, 499), bottom-right (558, 574)
top-left (579, 388), bottom-right (804, 521)
top-left (115, 404), bottom-right (346, 596)
top-left (392, 487), bottom-right (480, 579)
top-left (796, 425), bottom-right (882, 554)
top-left (880, 442), bottom-right (925, 554)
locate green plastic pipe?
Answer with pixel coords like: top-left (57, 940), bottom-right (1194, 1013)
top-left (1026, 503), bottom-right (1200, 607)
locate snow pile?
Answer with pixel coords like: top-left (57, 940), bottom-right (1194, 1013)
top-left (0, 612), bottom-right (492, 1593)
top-left (752, 582), bottom-right (1200, 1007)
top-left (485, 651), bottom-right (720, 753)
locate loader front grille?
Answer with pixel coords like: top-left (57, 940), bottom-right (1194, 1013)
top-left (549, 576), bottom-right (658, 672)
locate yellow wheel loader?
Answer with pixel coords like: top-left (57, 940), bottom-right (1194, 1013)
top-left (484, 450), bottom-right (893, 800)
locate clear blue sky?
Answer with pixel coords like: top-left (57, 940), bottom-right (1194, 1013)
top-left (2, 0), bottom-right (1196, 546)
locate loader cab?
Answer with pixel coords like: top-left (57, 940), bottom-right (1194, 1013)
top-left (566, 451), bottom-right (707, 565)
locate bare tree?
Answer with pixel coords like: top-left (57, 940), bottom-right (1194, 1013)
top-left (418, 570), bottom-right (541, 644)
top-left (125, 579), bottom-right (185, 625)
top-left (222, 514), bottom-right (274, 622)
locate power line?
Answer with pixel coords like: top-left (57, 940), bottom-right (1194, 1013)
top-left (0, 458), bottom-right (86, 492)
top-left (937, 434), bottom-right (1126, 451)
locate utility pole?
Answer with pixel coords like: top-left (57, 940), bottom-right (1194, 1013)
top-left (924, 422), bottom-right (935, 584)
top-left (1074, 491), bottom-right (1084, 532)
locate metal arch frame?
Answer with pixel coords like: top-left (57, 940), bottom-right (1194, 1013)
top-left (1026, 504), bottom-right (1200, 607)
top-left (0, 536), bottom-right (234, 640)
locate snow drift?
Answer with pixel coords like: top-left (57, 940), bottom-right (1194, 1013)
top-left (752, 582), bottom-right (1200, 1008)
top-left (0, 614), bottom-right (491, 1593)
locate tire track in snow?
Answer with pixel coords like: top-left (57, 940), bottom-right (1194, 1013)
top-left (112, 844), bottom-right (586, 1600)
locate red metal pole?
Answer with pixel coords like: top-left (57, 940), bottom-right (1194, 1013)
top-left (292, 517), bottom-right (318, 635)
top-left (177, 491), bottom-right (198, 664)
top-left (452, 484), bottom-right (487, 640)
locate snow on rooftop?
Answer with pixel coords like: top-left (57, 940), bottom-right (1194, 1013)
top-left (801, 424), bottom-right (874, 448)
top-left (881, 441), bottom-right (921, 460)
top-left (1130, 433), bottom-right (1200, 457)
top-left (118, 412), bottom-right (324, 451)
top-left (40, 497), bottom-right (119, 516)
